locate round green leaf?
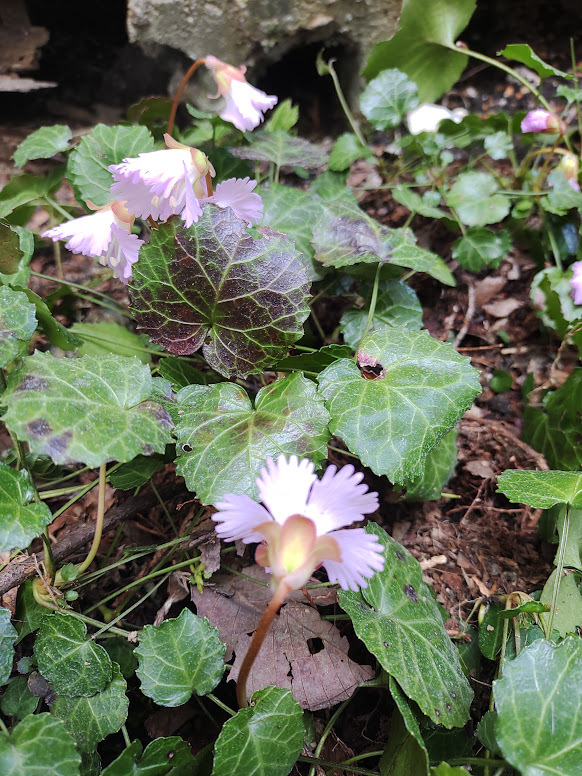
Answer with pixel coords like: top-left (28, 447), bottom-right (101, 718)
top-left (340, 279), bottom-right (423, 349)
top-left (0, 287), bottom-right (37, 367)
top-left (494, 637), bottom-right (582, 776)
top-left (363, 0), bottom-right (476, 103)
top-left (360, 69), bottom-right (419, 130)
top-left (35, 612), bottom-right (113, 697)
top-left (175, 372), bottom-right (330, 505)
top-left (66, 123), bottom-right (154, 207)
top-left (484, 131), bottom-right (513, 161)
top-left (0, 462), bottom-right (53, 552)
top-left (130, 208), bottom-right (311, 378)
top-left (0, 713), bottom-right (81, 776)
top-left (446, 172), bottom-right (510, 226)
top-left (339, 523), bottom-right (473, 727)
top-left (229, 131), bottom-right (328, 170)
top-left (497, 469), bottom-right (582, 509)
top-left (451, 227), bottom-right (510, 272)
top-left (318, 326), bottom-right (481, 485)
top-left (135, 609), bottom-right (225, 706)
top-left (13, 125), bottom-right (73, 168)
top-left (2, 352), bottom-right (173, 467)
top-left (213, 686), bottom-right (304, 776)
top-left (50, 663), bottom-right (128, 753)
top-left (0, 607), bottom-right (17, 687)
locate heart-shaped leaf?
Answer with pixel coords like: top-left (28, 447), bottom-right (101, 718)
top-left (497, 470), bottom-right (582, 508)
top-left (360, 69), bottom-right (419, 130)
top-left (340, 279), bottom-right (423, 349)
top-left (312, 193), bottom-right (455, 286)
top-left (230, 131), bottom-right (328, 169)
top-left (213, 686), bottom-right (304, 776)
top-left (494, 637), bottom-right (582, 775)
top-left (340, 523), bottom-right (473, 727)
top-left (35, 612), bottom-right (113, 696)
top-left (101, 736), bottom-right (195, 776)
top-left (66, 123), bottom-right (154, 206)
top-left (135, 609), bottom-right (225, 706)
top-left (175, 372), bottom-right (330, 505)
top-left (2, 352), bottom-right (173, 467)
top-left (318, 326), bottom-right (481, 484)
top-left (446, 172), bottom-right (510, 226)
top-left (452, 227), bottom-right (511, 272)
top-left (363, 0), bottom-right (477, 103)
top-left (0, 462), bottom-right (53, 552)
top-left (130, 208), bottom-right (311, 378)
top-left (0, 287), bottom-right (37, 367)
top-left (0, 608), bottom-right (17, 687)
top-left (13, 125), bottom-right (73, 167)
top-left (0, 713), bottom-right (81, 776)
top-left (50, 663), bottom-right (128, 753)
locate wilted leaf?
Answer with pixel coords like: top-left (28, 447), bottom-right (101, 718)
top-left (35, 612), bottom-right (113, 697)
top-left (135, 608), bottom-right (225, 706)
top-left (360, 69), bottom-right (419, 130)
top-left (495, 637), bottom-right (582, 776)
top-left (0, 286), bottom-right (37, 367)
top-left (50, 663), bottom-right (128, 753)
top-left (446, 172), bottom-right (510, 226)
top-left (318, 326), bottom-right (480, 485)
top-left (0, 462), bottom-right (53, 551)
top-left (66, 123), bottom-right (154, 207)
top-left (130, 208), bottom-right (311, 378)
top-left (339, 523), bottom-right (473, 728)
top-left (230, 131), bottom-right (328, 170)
top-left (2, 352), bottom-right (173, 467)
top-left (0, 713), bottom-right (80, 776)
top-left (12, 125), bottom-right (72, 167)
top-left (174, 372), bottom-right (330, 505)
top-left (213, 686), bottom-right (303, 776)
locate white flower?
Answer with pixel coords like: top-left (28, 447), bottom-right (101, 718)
top-left (205, 177), bottom-right (263, 226)
top-left (205, 54), bottom-right (278, 132)
top-left (41, 201), bottom-right (142, 283)
top-left (213, 455), bottom-right (385, 591)
top-left (406, 104), bottom-right (467, 135)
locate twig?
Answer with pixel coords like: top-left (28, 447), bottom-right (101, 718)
top-left (453, 282), bottom-right (476, 349)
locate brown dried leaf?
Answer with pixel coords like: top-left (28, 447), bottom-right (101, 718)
top-left (154, 570), bottom-right (190, 625)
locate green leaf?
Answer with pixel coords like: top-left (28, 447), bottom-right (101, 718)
top-left (2, 352), bottom-right (173, 467)
top-left (483, 131), bottom-right (513, 160)
top-left (490, 369), bottom-right (512, 393)
top-left (19, 288), bottom-right (83, 351)
top-left (494, 637), bottom-right (582, 775)
top-left (213, 686), bottom-right (304, 776)
top-left (0, 287), bottom-right (37, 367)
top-left (557, 84), bottom-right (582, 105)
top-left (478, 601), bottom-right (505, 659)
top-left (135, 609), bottom-right (225, 706)
top-left (400, 429), bottom-right (458, 501)
top-left (14, 580), bottom-right (47, 641)
top-left (339, 523), bottom-right (473, 727)
top-left (361, 69), bottom-right (419, 130)
top-left (312, 193), bottom-right (455, 286)
top-left (328, 133), bottom-right (373, 172)
top-left (264, 99), bottom-right (299, 133)
top-left (497, 469), bottom-right (582, 508)
top-left (476, 710), bottom-right (501, 756)
top-left (70, 322), bottom-right (151, 364)
top-left (66, 124), bottom-right (154, 207)
top-left (13, 125), bottom-right (73, 167)
top-left (446, 172), bottom-right (510, 226)
top-left (363, 0), bottom-right (476, 103)
top-left (0, 676), bottom-right (39, 719)
top-left (175, 372), bottom-right (330, 505)
top-left (558, 506), bottom-right (582, 571)
top-left (392, 186), bottom-right (447, 219)
top-left (101, 637), bottom-right (138, 680)
top-left (430, 766), bottom-right (470, 776)
top-left (130, 208), bottom-right (311, 378)
top-left (0, 168), bottom-right (63, 219)
top-left (451, 227), bottom-right (510, 272)
top-left (0, 607), bottom-right (17, 686)
top-left (0, 713), bottom-right (81, 776)
top-left (0, 462), bottom-right (53, 552)
top-left (101, 736), bottom-right (194, 776)
top-left (531, 266), bottom-right (581, 338)
top-left (499, 43), bottom-right (573, 80)
top-left (340, 279), bottom-right (423, 349)
top-left (318, 327), bottom-right (480, 484)
top-left (0, 223), bottom-right (34, 286)
top-left (157, 356), bottom-right (217, 390)
top-left (542, 169), bottom-right (582, 215)
top-left (51, 663), bottom-right (128, 753)
top-left (230, 131), bottom-right (328, 170)
top-left (35, 612), bottom-right (113, 696)
top-left (276, 344), bottom-right (353, 373)
top-left (108, 454), bottom-right (166, 490)
top-left (380, 677), bottom-right (430, 775)
top-left (540, 570), bottom-right (582, 637)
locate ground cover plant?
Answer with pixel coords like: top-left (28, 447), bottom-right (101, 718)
top-left (1, 1), bottom-right (582, 774)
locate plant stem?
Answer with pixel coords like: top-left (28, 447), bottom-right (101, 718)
top-left (207, 693), bottom-right (236, 717)
top-left (357, 261), bottom-right (382, 350)
top-left (547, 504), bottom-right (570, 638)
top-left (121, 724), bottom-right (131, 747)
top-left (298, 755), bottom-right (380, 776)
top-left (167, 58), bottom-right (206, 135)
top-left (324, 59), bottom-right (366, 147)
top-left (77, 463), bottom-right (107, 575)
top-left (236, 582), bottom-right (291, 707)
top-left (308, 695), bottom-right (353, 776)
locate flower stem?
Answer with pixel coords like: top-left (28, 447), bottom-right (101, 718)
top-left (236, 581), bottom-right (291, 708)
top-left (167, 58), bottom-right (206, 135)
top-left (357, 260), bottom-right (382, 352)
top-left (77, 463), bottom-right (107, 575)
top-left (324, 58), bottom-right (366, 147)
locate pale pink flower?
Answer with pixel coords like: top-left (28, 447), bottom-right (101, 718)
top-left (205, 54), bottom-right (278, 132)
top-left (204, 177), bottom-right (263, 226)
top-left (109, 134), bottom-right (215, 228)
top-left (571, 262), bottom-right (582, 305)
top-left (521, 109), bottom-right (566, 135)
top-left (213, 455), bottom-right (384, 591)
top-left (42, 201), bottom-right (142, 283)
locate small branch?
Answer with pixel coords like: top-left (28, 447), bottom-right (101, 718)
top-left (453, 281), bottom-right (476, 349)
top-left (167, 58), bottom-right (206, 135)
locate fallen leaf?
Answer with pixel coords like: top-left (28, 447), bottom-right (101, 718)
top-left (474, 276), bottom-right (506, 307)
top-left (483, 298), bottom-right (523, 318)
top-left (154, 570), bottom-right (190, 625)
top-left (465, 459), bottom-right (496, 480)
